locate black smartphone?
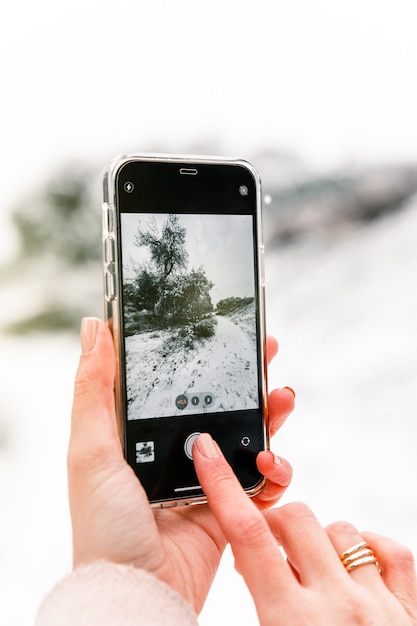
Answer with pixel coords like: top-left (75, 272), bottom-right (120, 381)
top-left (102, 154), bottom-right (269, 507)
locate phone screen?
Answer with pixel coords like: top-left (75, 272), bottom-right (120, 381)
top-left (121, 212), bottom-right (259, 420)
top-left (104, 157), bottom-right (267, 506)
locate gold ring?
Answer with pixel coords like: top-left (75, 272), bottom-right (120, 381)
top-left (340, 541), bottom-right (381, 574)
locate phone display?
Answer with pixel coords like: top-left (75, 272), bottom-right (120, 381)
top-left (103, 154), bottom-right (268, 507)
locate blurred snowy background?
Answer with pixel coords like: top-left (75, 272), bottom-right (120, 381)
top-left (1, 1), bottom-right (417, 624)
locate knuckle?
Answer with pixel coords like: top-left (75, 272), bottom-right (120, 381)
top-left (67, 439), bottom-right (91, 479)
top-left (67, 438), bottom-right (89, 471)
top-left (74, 355), bottom-right (106, 401)
top-left (262, 456), bottom-right (293, 486)
top-left (279, 501), bottom-right (316, 524)
top-left (68, 426), bottom-right (118, 480)
top-left (69, 434), bottom-right (116, 469)
top-left (386, 542), bottom-right (416, 571)
top-left (266, 502), bottom-right (321, 538)
top-left (233, 512), bottom-right (270, 547)
top-left (339, 589), bottom-right (370, 621)
top-left (326, 520), bottom-right (359, 536)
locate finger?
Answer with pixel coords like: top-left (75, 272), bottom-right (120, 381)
top-left (69, 318), bottom-right (122, 474)
top-left (265, 502), bottom-right (345, 588)
top-left (268, 387), bottom-right (295, 437)
top-left (362, 531), bottom-right (417, 617)
top-left (266, 335), bottom-right (278, 366)
top-left (326, 521), bottom-right (384, 588)
top-left (253, 452), bottom-right (293, 510)
top-left (193, 433), bottom-right (297, 606)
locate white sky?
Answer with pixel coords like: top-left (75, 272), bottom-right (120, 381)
top-left (2, 0), bottom-right (417, 255)
top-left (121, 213), bottom-right (255, 304)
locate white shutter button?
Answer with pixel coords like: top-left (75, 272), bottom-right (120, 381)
top-left (184, 432), bottom-right (201, 460)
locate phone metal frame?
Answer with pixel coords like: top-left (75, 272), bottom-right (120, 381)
top-left (102, 153), bottom-right (269, 507)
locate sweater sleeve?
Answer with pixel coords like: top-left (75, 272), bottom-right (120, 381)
top-left (35, 561), bottom-right (198, 626)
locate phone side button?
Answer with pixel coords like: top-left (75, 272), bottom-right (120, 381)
top-left (107, 206), bottom-right (114, 232)
top-left (259, 245), bottom-right (266, 287)
top-left (102, 202), bottom-right (109, 232)
top-left (104, 236), bottom-right (115, 264)
top-left (102, 202), bottom-right (114, 233)
top-left (105, 270), bottom-right (116, 301)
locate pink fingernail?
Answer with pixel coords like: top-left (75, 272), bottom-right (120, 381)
top-left (81, 317), bottom-right (99, 353)
top-left (196, 433), bottom-right (221, 459)
top-left (284, 386), bottom-right (296, 399)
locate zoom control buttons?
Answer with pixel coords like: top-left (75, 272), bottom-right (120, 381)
top-left (175, 392), bottom-right (215, 410)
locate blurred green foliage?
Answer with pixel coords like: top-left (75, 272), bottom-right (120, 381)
top-left (12, 165), bottom-right (100, 265)
top-left (2, 163), bottom-right (102, 333)
top-left (3, 153), bottom-right (417, 335)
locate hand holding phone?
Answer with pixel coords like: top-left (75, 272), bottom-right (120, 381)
top-left (68, 317), bottom-right (295, 612)
top-left (103, 154), bottom-right (269, 507)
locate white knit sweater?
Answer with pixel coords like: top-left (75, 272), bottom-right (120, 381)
top-left (35, 561), bottom-right (198, 626)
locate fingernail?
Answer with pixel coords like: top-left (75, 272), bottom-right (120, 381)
top-left (81, 317), bottom-right (99, 353)
top-left (273, 454), bottom-right (283, 465)
top-left (284, 386), bottom-right (296, 399)
top-left (195, 433), bottom-right (221, 459)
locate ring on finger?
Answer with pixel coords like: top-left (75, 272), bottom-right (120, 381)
top-left (340, 541), bottom-right (381, 574)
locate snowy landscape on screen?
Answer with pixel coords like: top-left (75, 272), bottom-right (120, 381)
top-left (121, 213), bottom-right (259, 419)
top-left (126, 304), bottom-right (258, 419)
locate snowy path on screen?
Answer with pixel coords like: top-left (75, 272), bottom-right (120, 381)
top-left (126, 314), bottom-right (258, 419)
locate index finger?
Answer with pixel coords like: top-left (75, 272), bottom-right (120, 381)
top-left (193, 433), bottom-right (297, 605)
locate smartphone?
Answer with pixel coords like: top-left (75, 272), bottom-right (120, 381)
top-left (102, 154), bottom-right (269, 507)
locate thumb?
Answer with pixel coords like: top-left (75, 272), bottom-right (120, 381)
top-left (69, 318), bottom-right (121, 471)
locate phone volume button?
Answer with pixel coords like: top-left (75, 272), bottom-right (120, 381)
top-left (105, 270), bottom-right (116, 301)
top-left (107, 206), bottom-right (115, 232)
top-left (102, 202), bottom-right (115, 234)
top-left (104, 236), bottom-right (115, 264)
top-left (259, 245), bottom-right (265, 287)
top-left (102, 202), bottom-right (109, 232)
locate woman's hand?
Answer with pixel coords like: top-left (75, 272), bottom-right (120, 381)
top-left (193, 433), bottom-right (417, 626)
top-left (68, 318), bottom-right (294, 613)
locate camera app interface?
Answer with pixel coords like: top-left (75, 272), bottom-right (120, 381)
top-left (121, 213), bottom-right (259, 420)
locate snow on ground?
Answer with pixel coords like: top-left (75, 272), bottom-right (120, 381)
top-left (1, 198), bottom-right (417, 625)
top-left (126, 312), bottom-right (258, 419)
